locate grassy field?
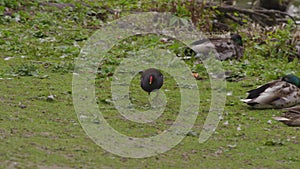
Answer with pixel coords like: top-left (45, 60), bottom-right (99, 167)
top-left (0, 1), bottom-right (300, 168)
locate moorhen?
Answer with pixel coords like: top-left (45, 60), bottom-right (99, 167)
top-left (140, 68), bottom-right (164, 95)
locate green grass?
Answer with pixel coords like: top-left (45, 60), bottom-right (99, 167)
top-left (1, 1), bottom-right (300, 168)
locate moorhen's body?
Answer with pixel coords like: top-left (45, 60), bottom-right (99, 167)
top-left (140, 68), bottom-right (164, 95)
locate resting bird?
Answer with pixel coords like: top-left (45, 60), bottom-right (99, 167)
top-left (273, 106), bottom-right (300, 127)
top-left (183, 33), bottom-right (244, 61)
top-left (241, 74), bottom-right (300, 109)
top-left (140, 68), bottom-right (164, 95)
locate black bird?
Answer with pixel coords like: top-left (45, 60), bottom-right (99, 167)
top-left (140, 68), bottom-right (164, 95)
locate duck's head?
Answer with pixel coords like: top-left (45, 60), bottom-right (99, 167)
top-left (282, 74), bottom-right (300, 87)
top-left (230, 33), bottom-right (243, 46)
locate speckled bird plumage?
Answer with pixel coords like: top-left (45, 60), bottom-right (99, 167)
top-left (273, 106), bottom-right (300, 127)
top-left (241, 75), bottom-right (300, 109)
top-left (184, 33), bottom-right (244, 61)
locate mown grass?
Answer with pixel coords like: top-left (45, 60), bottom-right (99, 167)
top-left (0, 1), bottom-right (300, 168)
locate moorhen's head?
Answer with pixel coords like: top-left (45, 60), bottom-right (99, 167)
top-left (140, 68), bottom-right (164, 95)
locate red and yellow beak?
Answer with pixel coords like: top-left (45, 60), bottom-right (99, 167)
top-left (149, 76), bottom-right (153, 85)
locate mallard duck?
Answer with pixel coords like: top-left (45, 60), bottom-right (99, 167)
top-left (140, 68), bottom-right (164, 95)
top-left (183, 33), bottom-right (244, 61)
top-left (241, 74), bottom-right (300, 109)
top-left (273, 106), bottom-right (300, 126)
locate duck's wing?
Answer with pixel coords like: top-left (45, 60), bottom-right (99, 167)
top-left (251, 81), bottom-right (288, 104)
top-left (245, 81), bottom-right (277, 99)
top-left (241, 80), bottom-right (278, 103)
top-left (273, 116), bottom-right (290, 122)
top-left (273, 116), bottom-right (300, 126)
top-left (284, 106), bottom-right (300, 114)
top-left (273, 108), bottom-right (300, 127)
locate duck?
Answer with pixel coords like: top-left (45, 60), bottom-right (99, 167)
top-left (140, 68), bottom-right (164, 95)
top-left (241, 74), bottom-right (300, 109)
top-left (273, 106), bottom-right (300, 127)
top-left (183, 33), bottom-right (244, 61)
